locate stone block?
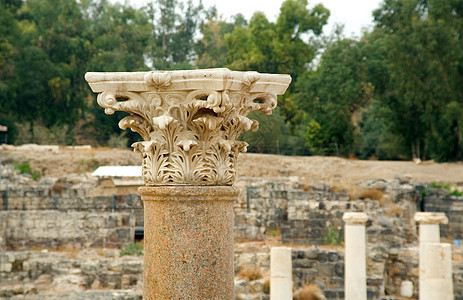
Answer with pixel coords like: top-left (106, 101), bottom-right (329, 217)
top-left (307, 249), bottom-right (319, 259)
top-left (255, 253), bottom-right (269, 268)
top-left (249, 278), bottom-right (266, 294)
top-left (0, 262), bottom-right (12, 272)
top-left (328, 252), bottom-right (339, 262)
top-left (122, 261), bottom-right (143, 274)
top-left (235, 279), bottom-right (250, 294)
top-left (334, 262), bottom-right (344, 277)
top-left (319, 263), bottom-right (333, 277)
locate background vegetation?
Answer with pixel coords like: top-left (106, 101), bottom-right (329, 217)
top-left (1, 0), bottom-right (462, 162)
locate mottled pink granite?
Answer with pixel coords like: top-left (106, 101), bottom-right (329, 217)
top-left (139, 186), bottom-right (238, 300)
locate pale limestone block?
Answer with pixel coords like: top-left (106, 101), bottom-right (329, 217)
top-left (414, 212), bottom-right (448, 225)
top-left (400, 280), bottom-right (414, 297)
top-left (256, 252), bottom-right (270, 268)
top-left (0, 262), bottom-right (12, 272)
top-left (239, 253), bottom-right (257, 267)
top-left (121, 274), bottom-right (131, 289)
top-left (270, 247), bottom-right (292, 300)
top-left (418, 223), bottom-right (440, 245)
top-left (234, 279), bottom-right (250, 295)
top-left (90, 279), bottom-right (101, 289)
top-left (250, 278), bottom-right (266, 294)
top-left (343, 212), bottom-right (368, 300)
top-left (35, 274), bottom-right (53, 292)
top-left (415, 212), bottom-right (448, 299)
top-left (420, 243), bottom-right (453, 300)
top-left (343, 212), bottom-right (368, 225)
top-left (6, 216), bottom-right (19, 228)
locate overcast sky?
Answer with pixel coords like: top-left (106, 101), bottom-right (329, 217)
top-left (118, 0), bottom-right (384, 37)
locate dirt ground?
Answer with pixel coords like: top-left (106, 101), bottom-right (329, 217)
top-left (1, 145), bottom-right (462, 186)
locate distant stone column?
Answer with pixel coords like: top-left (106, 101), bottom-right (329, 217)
top-left (343, 212), bottom-right (368, 300)
top-left (421, 243), bottom-right (453, 300)
top-left (270, 247), bottom-right (293, 300)
top-left (414, 212), bottom-right (449, 300)
top-left (85, 69), bottom-right (291, 299)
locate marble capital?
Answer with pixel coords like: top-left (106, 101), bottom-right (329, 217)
top-left (414, 212), bottom-right (448, 224)
top-left (85, 68), bottom-right (291, 186)
top-left (343, 212), bottom-right (369, 225)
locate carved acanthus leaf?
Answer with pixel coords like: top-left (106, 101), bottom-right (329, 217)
top-left (152, 115), bottom-right (175, 130)
top-left (85, 69), bottom-right (291, 185)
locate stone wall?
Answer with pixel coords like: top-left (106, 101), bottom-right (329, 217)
top-left (234, 177), bottom-right (415, 249)
top-left (0, 166), bottom-right (144, 228)
top-left (423, 189), bottom-right (463, 240)
top-left (234, 247), bottom-right (382, 300)
top-left (0, 211), bottom-right (135, 249)
top-left (1, 179), bottom-right (143, 219)
top-left (2, 166), bottom-right (463, 299)
top-left (0, 249), bottom-right (143, 299)
top-left (233, 177), bottom-right (463, 299)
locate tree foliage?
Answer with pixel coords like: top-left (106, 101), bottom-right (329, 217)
top-left (1, 0), bottom-right (462, 162)
top-left (371, 0), bottom-right (463, 160)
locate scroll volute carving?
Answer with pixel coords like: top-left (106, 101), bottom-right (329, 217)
top-left (85, 68), bottom-right (291, 185)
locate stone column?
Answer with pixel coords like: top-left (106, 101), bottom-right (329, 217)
top-left (85, 69), bottom-right (291, 299)
top-left (414, 212), bottom-right (449, 300)
top-left (270, 247), bottom-right (292, 300)
top-left (421, 243), bottom-right (453, 300)
top-left (139, 186), bottom-right (237, 298)
top-left (343, 212), bottom-right (368, 300)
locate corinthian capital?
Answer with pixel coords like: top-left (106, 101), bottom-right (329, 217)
top-left (85, 68), bottom-right (291, 185)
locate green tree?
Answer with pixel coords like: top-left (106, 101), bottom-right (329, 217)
top-left (0, 1), bottom-right (21, 142)
top-left (223, 0), bottom-right (329, 154)
top-left (81, 0), bottom-right (154, 146)
top-left (373, 0), bottom-right (463, 160)
top-left (148, 0), bottom-right (209, 70)
top-left (12, 0), bottom-right (91, 136)
top-left (84, 1), bottom-right (153, 72)
top-left (225, 0), bottom-right (329, 80)
top-left (296, 38), bottom-right (373, 155)
top-left (196, 13), bottom-right (245, 68)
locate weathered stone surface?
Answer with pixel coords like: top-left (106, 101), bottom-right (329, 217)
top-left (0, 211), bottom-right (135, 249)
top-left (414, 212), bottom-right (449, 224)
top-left (140, 186), bottom-right (237, 300)
top-left (270, 247), bottom-right (292, 300)
top-left (343, 212), bottom-right (368, 225)
top-left (85, 69), bottom-right (291, 186)
top-left (344, 212), bottom-right (367, 300)
top-left (421, 243), bottom-right (454, 300)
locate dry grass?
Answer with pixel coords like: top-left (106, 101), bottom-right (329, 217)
top-left (237, 267), bottom-right (263, 281)
top-left (294, 283), bottom-right (326, 300)
top-left (330, 184), bottom-right (348, 193)
top-left (384, 202), bottom-right (403, 217)
top-left (350, 188), bottom-right (383, 201)
top-left (302, 184), bottom-right (312, 192)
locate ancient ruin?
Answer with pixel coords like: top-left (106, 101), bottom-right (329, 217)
top-left (1, 157), bottom-right (463, 298)
top-left (415, 212), bottom-right (454, 300)
top-left (270, 247), bottom-right (293, 299)
top-left (343, 212), bottom-right (368, 300)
